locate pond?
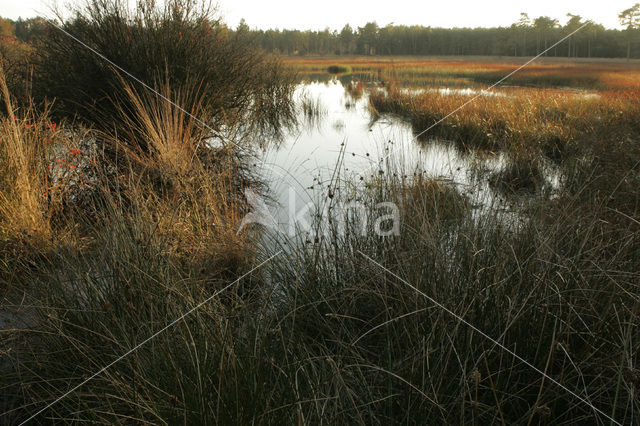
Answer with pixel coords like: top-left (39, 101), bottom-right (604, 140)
top-left (254, 78), bottom-right (560, 236)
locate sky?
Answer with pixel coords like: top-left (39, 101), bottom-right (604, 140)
top-left (1, 0), bottom-right (634, 30)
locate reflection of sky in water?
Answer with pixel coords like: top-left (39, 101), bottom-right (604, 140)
top-left (401, 87), bottom-right (508, 97)
top-left (256, 79), bottom-right (559, 228)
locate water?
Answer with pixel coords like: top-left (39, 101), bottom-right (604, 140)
top-left (255, 78), bottom-right (559, 233)
top-left (401, 87), bottom-right (508, 97)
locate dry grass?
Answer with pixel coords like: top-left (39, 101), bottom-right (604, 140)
top-left (103, 76), bottom-right (255, 275)
top-left (286, 56), bottom-right (640, 90)
top-left (370, 85), bottom-right (640, 157)
top-left (0, 63), bottom-right (86, 245)
top-left (345, 80), bottom-right (366, 99)
top-left (0, 71), bottom-right (266, 425)
top-left (0, 59), bottom-right (253, 272)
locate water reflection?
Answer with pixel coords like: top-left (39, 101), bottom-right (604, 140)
top-left (257, 78), bottom-right (560, 229)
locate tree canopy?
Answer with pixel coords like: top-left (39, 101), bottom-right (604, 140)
top-left (2, 10), bottom-right (639, 59)
top-left (242, 12), bottom-right (636, 58)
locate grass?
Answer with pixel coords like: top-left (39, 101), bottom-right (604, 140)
top-left (290, 57), bottom-right (640, 162)
top-left (369, 85), bottom-right (640, 159)
top-left (256, 157), bottom-right (640, 423)
top-left (0, 62), bottom-right (86, 246)
top-left (488, 154), bottom-right (545, 194)
top-left (105, 77), bottom-right (255, 274)
top-left (1, 18), bottom-right (639, 424)
top-left (286, 56), bottom-right (640, 90)
top-left (345, 80), bottom-right (366, 99)
top-left (0, 50), bottom-right (270, 424)
top-left (4, 131), bottom-right (638, 422)
top-left (299, 91), bottom-right (326, 118)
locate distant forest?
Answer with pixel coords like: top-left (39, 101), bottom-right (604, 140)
top-left (241, 10), bottom-right (640, 59)
top-left (3, 7), bottom-right (640, 59)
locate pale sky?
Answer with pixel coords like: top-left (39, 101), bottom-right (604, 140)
top-left (1, 0), bottom-right (634, 30)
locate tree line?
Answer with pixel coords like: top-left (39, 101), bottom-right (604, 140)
top-left (243, 6), bottom-right (640, 59)
top-left (2, 5), bottom-right (640, 59)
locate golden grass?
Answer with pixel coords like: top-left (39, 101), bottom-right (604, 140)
top-left (285, 56), bottom-right (640, 90)
top-left (113, 77), bottom-right (209, 177)
top-left (370, 85), bottom-right (640, 156)
top-left (0, 63), bottom-right (84, 244)
top-left (0, 62), bottom-right (252, 274)
top-left (107, 77), bottom-right (253, 274)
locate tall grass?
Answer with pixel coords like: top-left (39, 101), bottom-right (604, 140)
top-left (0, 66), bottom-right (45, 239)
top-left (1, 69), bottom-right (263, 423)
top-left (3, 163), bottom-right (639, 423)
top-left (369, 85), bottom-right (640, 159)
top-left (99, 74), bottom-right (257, 276)
top-left (0, 215), bottom-right (273, 423)
top-left (257, 159), bottom-right (640, 423)
top-left (0, 63), bottom-right (87, 246)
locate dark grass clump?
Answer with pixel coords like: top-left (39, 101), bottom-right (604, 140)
top-left (327, 64), bottom-right (352, 74)
top-left (0, 222), bottom-right (277, 424)
top-left (396, 173), bottom-right (470, 226)
top-left (489, 155), bottom-right (545, 194)
top-left (561, 133), bottom-right (640, 219)
top-left (258, 164), bottom-right (640, 424)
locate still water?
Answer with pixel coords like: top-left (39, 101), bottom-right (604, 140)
top-left (255, 78), bottom-right (558, 232)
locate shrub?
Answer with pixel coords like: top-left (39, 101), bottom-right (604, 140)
top-left (0, 35), bottom-right (32, 108)
top-left (33, 0), bottom-right (296, 153)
